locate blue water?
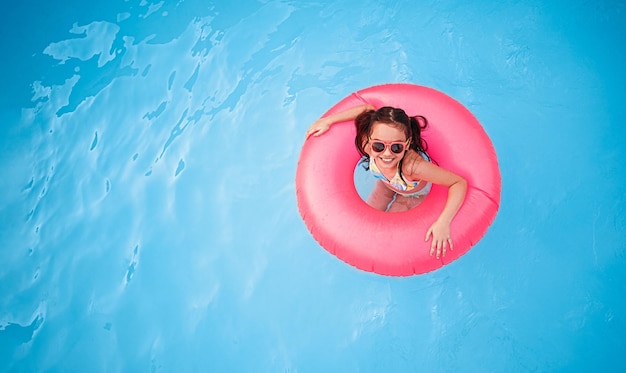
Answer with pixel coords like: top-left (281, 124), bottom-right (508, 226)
top-left (1, 0), bottom-right (625, 371)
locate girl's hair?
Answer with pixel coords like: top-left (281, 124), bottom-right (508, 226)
top-left (355, 106), bottom-right (430, 169)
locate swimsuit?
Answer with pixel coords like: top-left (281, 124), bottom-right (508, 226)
top-left (368, 153), bottom-right (432, 197)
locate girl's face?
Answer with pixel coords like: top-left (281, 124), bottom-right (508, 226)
top-left (366, 121), bottom-right (409, 171)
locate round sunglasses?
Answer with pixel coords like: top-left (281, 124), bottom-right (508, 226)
top-left (368, 138), bottom-right (409, 154)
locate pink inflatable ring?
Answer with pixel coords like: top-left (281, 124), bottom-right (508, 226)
top-left (296, 83), bottom-right (501, 276)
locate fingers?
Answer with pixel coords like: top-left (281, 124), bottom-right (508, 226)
top-left (427, 228), bottom-right (439, 258)
top-left (305, 127), bottom-right (316, 139)
top-left (305, 126), bottom-right (325, 139)
top-left (437, 239), bottom-right (446, 259)
top-left (426, 229), bottom-right (434, 256)
top-left (442, 239), bottom-right (448, 258)
top-left (436, 240), bottom-right (443, 259)
top-left (429, 237), bottom-right (453, 259)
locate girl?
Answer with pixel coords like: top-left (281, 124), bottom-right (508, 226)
top-left (306, 105), bottom-right (467, 258)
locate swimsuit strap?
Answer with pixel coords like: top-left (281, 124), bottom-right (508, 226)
top-left (369, 157), bottom-right (419, 192)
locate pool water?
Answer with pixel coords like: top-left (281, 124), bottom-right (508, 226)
top-left (1, 0), bottom-right (625, 371)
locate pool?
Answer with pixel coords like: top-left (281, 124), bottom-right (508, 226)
top-left (1, 0), bottom-right (624, 371)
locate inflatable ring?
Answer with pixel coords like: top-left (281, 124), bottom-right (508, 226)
top-left (296, 83), bottom-right (501, 276)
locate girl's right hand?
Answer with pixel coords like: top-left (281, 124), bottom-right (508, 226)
top-left (306, 118), bottom-right (332, 138)
top-left (305, 104), bottom-right (374, 139)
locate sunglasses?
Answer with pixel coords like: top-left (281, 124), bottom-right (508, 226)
top-left (369, 137), bottom-right (409, 154)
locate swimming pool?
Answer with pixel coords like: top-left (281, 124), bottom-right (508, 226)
top-left (1, 0), bottom-right (624, 371)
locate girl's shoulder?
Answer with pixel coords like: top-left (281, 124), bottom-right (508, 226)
top-left (401, 150), bottom-right (429, 177)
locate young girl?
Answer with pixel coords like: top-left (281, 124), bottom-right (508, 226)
top-left (306, 105), bottom-right (467, 258)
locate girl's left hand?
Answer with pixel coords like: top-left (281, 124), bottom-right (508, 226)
top-left (425, 220), bottom-right (453, 259)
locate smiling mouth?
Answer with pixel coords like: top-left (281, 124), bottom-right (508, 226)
top-left (378, 156), bottom-right (396, 164)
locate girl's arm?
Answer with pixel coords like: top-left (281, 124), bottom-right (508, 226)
top-left (403, 152), bottom-right (468, 258)
top-left (306, 104), bottom-right (375, 138)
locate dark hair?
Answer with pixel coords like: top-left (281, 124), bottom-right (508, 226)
top-left (355, 106), bottom-right (430, 169)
